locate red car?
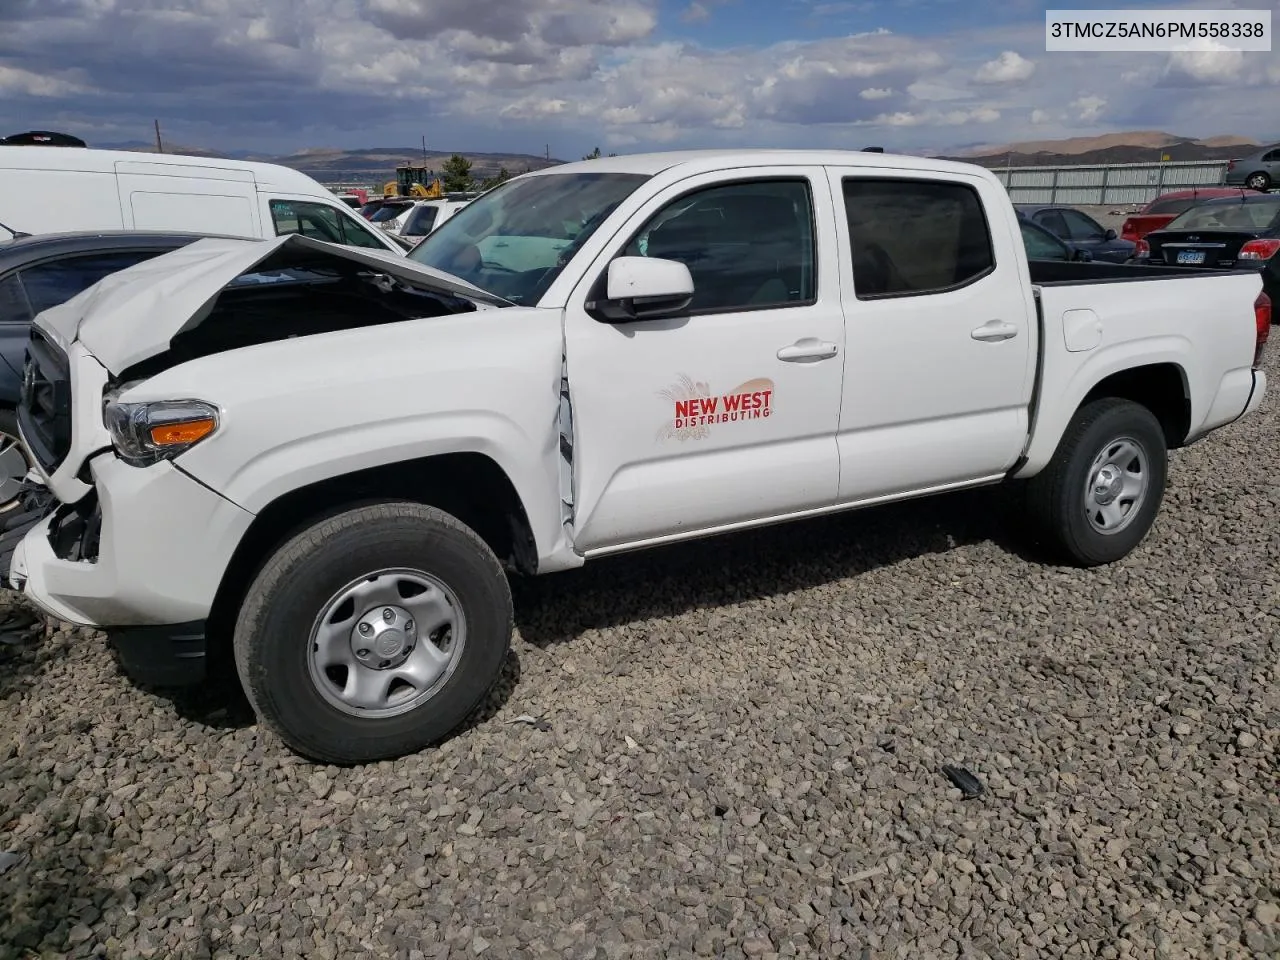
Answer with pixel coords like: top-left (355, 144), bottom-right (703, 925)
top-left (1120, 188), bottom-right (1253, 243)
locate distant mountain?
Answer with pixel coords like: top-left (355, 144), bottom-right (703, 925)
top-left (936, 130), bottom-right (1271, 168)
top-left (97, 140), bottom-right (260, 160)
top-left (94, 140), bottom-right (565, 183)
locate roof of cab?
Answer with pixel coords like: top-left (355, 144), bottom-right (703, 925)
top-left (0, 145), bottom-right (330, 194)
top-left (518, 148), bottom-right (998, 181)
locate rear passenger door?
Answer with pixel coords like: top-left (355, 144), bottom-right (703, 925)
top-left (827, 168), bottom-right (1036, 502)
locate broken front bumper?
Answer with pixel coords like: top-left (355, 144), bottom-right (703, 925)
top-left (8, 452), bottom-right (254, 629)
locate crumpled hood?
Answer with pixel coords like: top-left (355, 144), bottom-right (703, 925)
top-left (35, 233), bottom-right (509, 374)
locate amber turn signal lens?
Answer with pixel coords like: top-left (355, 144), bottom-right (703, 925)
top-left (149, 418), bottom-right (216, 446)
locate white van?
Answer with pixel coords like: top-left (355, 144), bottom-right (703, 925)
top-left (0, 146), bottom-right (405, 256)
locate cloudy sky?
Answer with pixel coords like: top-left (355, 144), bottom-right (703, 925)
top-left (1, 0), bottom-right (1277, 159)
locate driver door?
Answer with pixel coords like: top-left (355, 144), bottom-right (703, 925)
top-left (562, 167), bottom-right (846, 553)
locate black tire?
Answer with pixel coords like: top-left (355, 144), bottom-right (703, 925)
top-left (1246, 172), bottom-right (1271, 193)
top-left (233, 502), bottom-right (513, 764)
top-left (0, 408), bottom-right (32, 514)
top-left (1024, 398), bottom-right (1168, 567)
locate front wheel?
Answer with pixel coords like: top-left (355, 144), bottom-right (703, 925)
top-left (233, 502), bottom-right (514, 764)
top-left (1024, 398), bottom-right (1168, 566)
top-left (1246, 172), bottom-right (1271, 192)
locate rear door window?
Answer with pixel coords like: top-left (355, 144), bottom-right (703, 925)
top-left (1035, 209), bottom-right (1070, 238)
top-left (842, 177), bottom-right (994, 298)
top-left (1060, 210), bottom-right (1106, 241)
top-left (17, 251), bottom-right (162, 316)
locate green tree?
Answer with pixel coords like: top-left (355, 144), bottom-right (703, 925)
top-left (582, 146), bottom-right (602, 160)
top-left (480, 166), bottom-right (512, 191)
top-left (441, 153), bottom-right (474, 192)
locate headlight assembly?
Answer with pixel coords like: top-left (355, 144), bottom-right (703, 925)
top-left (103, 399), bottom-right (220, 467)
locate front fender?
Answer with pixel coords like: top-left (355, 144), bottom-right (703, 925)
top-left (186, 410), bottom-right (562, 558)
top-left (118, 307), bottom-right (570, 565)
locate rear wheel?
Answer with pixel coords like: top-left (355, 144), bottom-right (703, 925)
top-left (0, 410), bottom-right (32, 514)
top-left (1025, 398), bottom-right (1168, 566)
top-left (233, 502), bottom-right (513, 764)
top-left (1246, 172), bottom-right (1271, 192)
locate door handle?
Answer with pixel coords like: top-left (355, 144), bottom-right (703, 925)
top-left (970, 320), bottom-right (1019, 342)
top-left (777, 338), bottom-right (839, 362)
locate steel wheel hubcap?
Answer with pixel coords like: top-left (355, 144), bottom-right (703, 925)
top-left (307, 568), bottom-right (466, 719)
top-left (1084, 436), bottom-right (1148, 535)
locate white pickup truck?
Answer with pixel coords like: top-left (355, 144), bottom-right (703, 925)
top-left (8, 149), bottom-right (1271, 764)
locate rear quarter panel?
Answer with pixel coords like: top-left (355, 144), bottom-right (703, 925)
top-left (1017, 270), bottom-right (1263, 476)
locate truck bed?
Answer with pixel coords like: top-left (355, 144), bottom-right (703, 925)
top-left (1028, 259), bottom-right (1256, 286)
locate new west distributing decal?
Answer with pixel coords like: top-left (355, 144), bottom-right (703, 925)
top-left (655, 374), bottom-right (774, 442)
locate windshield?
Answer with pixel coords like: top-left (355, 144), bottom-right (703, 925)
top-left (408, 172), bottom-right (651, 305)
top-left (1166, 198), bottom-right (1280, 231)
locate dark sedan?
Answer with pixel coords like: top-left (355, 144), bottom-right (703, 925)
top-left (1134, 193), bottom-right (1280, 307)
top-left (1020, 217), bottom-right (1093, 262)
top-left (1015, 203), bottom-right (1136, 263)
top-left (0, 230), bottom-right (224, 510)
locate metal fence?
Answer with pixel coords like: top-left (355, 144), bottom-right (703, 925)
top-left (992, 159), bottom-right (1230, 206)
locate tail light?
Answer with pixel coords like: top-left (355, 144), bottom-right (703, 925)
top-left (1228, 159), bottom-right (1238, 171)
top-left (1239, 239), bottom-right (1280, 261)
top-left (1255, 292), bottom-right (1271, 369)
top-left (1134, 238), bottom-right (1150, 259)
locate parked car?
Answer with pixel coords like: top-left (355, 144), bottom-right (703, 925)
top-left (0, 145), bottom-right (405, 256)
top-left (364, 199), bottom-right (417, 227)
top-left (388, 196), bottom-right (476, 238)
top-left (1015, 204), bottom-right (1136, 263)
top-left (1134, 192), bottom-right (1280, 306)
top-left (1224, 143), bottom-right (1280, 193)
top-left (9, 149), bottom-right (1269, 765)
top-left (357, 198), bottom-right (401, 220)
top-left (1020, 218), bottom-right (1093, 261)
top-left (0, 230), bottom-right (225, 512)
top-left (1120, 188), bottom-right (1254, 243)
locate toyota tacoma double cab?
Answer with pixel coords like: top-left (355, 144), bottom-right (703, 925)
top-left (8, 149), bottom-right (1271, 764)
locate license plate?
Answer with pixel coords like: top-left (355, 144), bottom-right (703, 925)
top-left (1176, 250), bottom-right (1206, 265)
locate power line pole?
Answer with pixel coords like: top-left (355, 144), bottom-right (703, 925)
top-left (154, 119), bottom-right (164, 154)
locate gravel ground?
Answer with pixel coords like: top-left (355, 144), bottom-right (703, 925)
top-left (3, 356), bottom-right (1279, 960)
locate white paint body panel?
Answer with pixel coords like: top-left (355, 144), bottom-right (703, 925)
top-left (1015, 269), bottom-right (1264, 476)
top-left (0, 146), bottom-right (404, 255)
top-left (8, 148), bottom-right (1268, 629)
top-left (563, 164), bottom-right (845, 550)
top-left (824, 165), bottom-right (1037, 503)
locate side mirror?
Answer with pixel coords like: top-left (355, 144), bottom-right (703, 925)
top-left (1074, 248), bottom-right (1094, 262)
top-left (591, 256), bottom-right (694, 323)
top-left (1104, 228), bottom-right (1117, 241)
